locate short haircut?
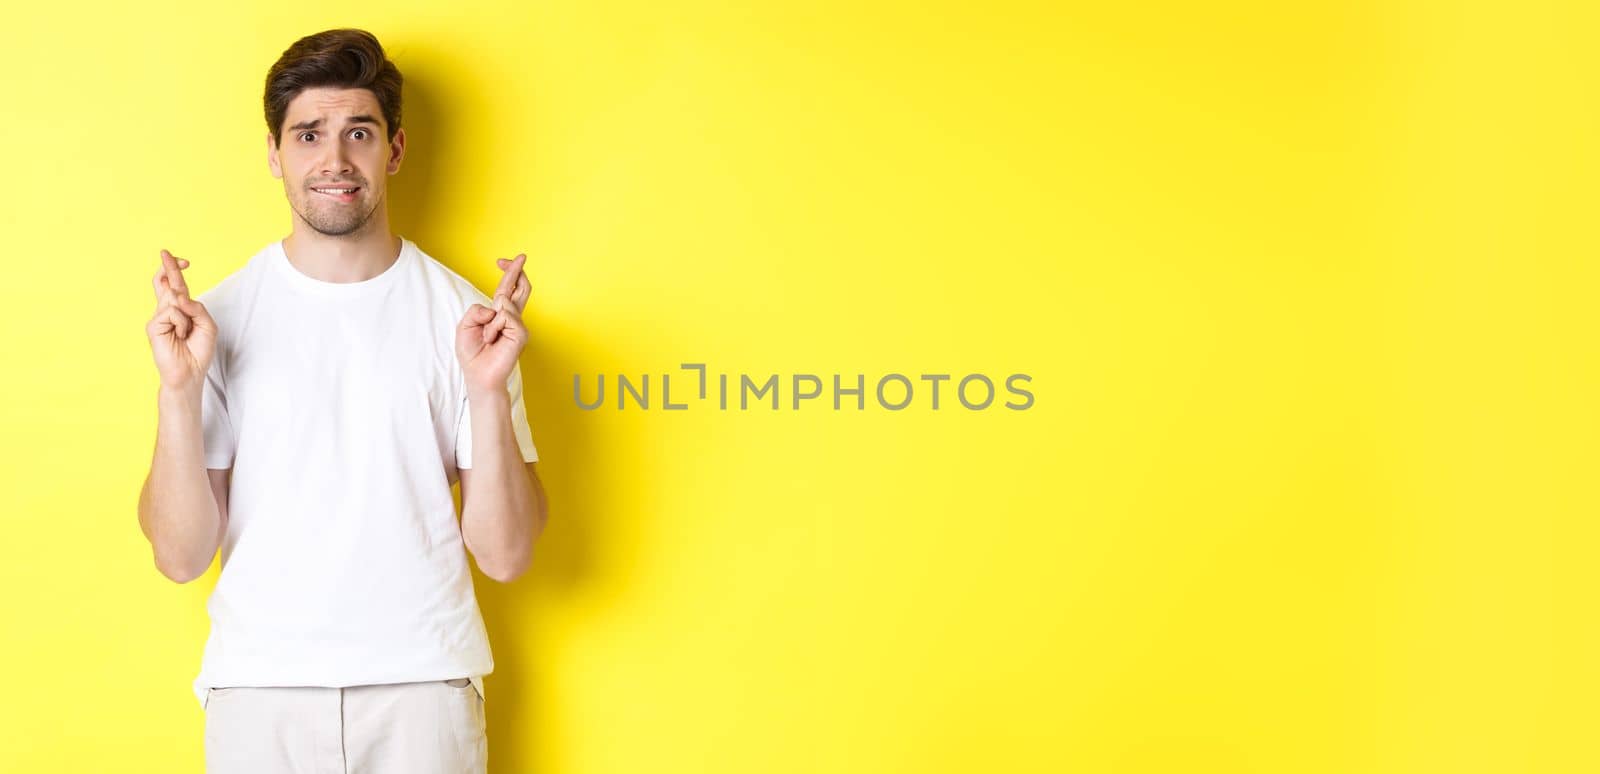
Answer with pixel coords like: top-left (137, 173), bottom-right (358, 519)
top-left (264, 28), bottom-right (403, 146)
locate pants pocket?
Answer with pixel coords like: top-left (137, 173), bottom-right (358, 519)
top-left (441, 679), bottom-right (487, 772)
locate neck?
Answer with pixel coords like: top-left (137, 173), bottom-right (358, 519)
top-left (283, 207), bottom-right (402, 283)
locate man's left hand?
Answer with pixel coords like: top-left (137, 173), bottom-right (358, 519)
top-left (457, 253), bottom-right (531, 394)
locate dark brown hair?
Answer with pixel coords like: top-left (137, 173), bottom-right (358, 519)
top-left (264, 28), bottom-right (403, 146)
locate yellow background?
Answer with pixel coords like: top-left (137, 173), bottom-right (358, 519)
top-left (2, 1), bottom-right (1597, 771)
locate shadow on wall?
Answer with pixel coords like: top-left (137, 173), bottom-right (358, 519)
top-left (387, 65), bottom-right (448, 254)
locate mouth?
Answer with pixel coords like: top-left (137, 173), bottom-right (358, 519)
top-left (310, 185), bottom-right (362, 203)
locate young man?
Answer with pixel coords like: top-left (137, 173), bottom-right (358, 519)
top-left (137, 28), bottom-right (548, 773)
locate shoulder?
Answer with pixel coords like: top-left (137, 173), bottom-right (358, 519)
top-left (194, 242), bottom-right (275, 320)
top-left (407, 240), bottom-right (493, 309)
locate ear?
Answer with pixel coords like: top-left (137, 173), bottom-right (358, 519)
top-left (387, 127), bottom-right (406, 176)
top-left (267, 132), bottom-right (282, 179)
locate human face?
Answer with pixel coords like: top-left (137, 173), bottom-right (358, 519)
top-left (268, 87), bottom-right (405, 237)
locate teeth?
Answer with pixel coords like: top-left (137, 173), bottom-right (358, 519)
top-left (315, 188), bottom-right (356, 194)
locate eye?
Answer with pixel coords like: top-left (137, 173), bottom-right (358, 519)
top-left (298, 131), bottom-right (316, 143)
top-left (351, 128), bottom-right (369, 140)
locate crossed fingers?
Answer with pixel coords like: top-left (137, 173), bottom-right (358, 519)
top-left (151, 249), bottom-right (199, 339)
top-left (479, 253), bottom-right (529, 345)
top-left (152, 249), bottom-right (191, 305)
top-left (492, 253), bottom-right (529, 315)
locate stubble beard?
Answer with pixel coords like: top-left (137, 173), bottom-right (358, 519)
top-left (292, 184), bottom-right (381, 238)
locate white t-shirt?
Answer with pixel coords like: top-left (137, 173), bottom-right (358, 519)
top-left (189, 236), bottom-right (538, 709)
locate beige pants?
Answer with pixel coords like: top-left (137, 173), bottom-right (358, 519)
top-left (203, 678), bottom-right (486, 773)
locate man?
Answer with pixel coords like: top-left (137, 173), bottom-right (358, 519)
top-left (137, 28), bottom-right (548, 773)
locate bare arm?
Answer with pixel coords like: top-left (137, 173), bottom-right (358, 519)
top-left (136, 388), bottom-right (229, 583)
top-left (458, 388), bottom-right (548, 582)
top-left (139, 248), bottom-right (228, 583)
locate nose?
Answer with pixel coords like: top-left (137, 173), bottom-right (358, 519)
top-left (321, 147), bottom-right (354, 179)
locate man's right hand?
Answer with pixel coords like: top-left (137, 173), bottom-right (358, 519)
top-left (146, 249), bottom-right (218, 391)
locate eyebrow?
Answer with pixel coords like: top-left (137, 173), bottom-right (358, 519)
top-left (286, 114), bottom-right (381, 132)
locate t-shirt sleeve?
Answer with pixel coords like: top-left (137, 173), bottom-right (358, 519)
top-left (454, 361), bottom-right (540, 469)
top-left (200, 352), bottom-right (236, 469)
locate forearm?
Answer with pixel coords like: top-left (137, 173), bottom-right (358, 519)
top-left (138, 385), bottom-right (222, 583)
top-left (460, 386), bottom-right (543, 581)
